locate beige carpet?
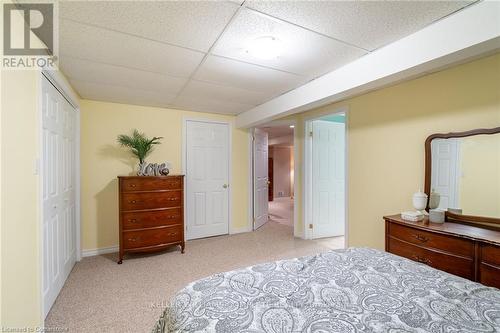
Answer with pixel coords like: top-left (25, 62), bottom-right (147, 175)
top-left (268, 197), bottom-right (294, 226)
top-left (45, 222), bottom-right (344, 332)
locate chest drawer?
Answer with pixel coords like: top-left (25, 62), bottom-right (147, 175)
top-left (388, 222), bottom-right (474, 257)
top-left (388, 237), bottom-right (474, 280)
top-left (480, 243), bottom-right (500, 266)
top-left (122, 208), bottom-right (182, 230)
top-left (121, 177), bottom-right (182, 192)
top-left (123, 225), bottom-right (183, 249)
top-left (121, 190), bottom-right (182, 211)
top-left (479, 263), bottom-right (500, 288)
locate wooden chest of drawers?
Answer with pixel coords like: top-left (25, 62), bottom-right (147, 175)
top-left (118, 175), bottom-right (185, 264)
top-left (385, 215), bottom-right (500, 288)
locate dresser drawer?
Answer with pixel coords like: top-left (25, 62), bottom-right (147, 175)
top-left (122, 208), bottom-right (182, 230)
top-left (388, 237), bottom-right (474, 279)
top-left (480, 243), bottom-right (500, 266)
top-left (121, 190), bottom-right (182, 211)
top-left (388, 222), bottom-right (474, 257)
top-left (479, 263), bottom-right (500, 288)
top-left (121, 177), bottom-right (182, 192)
top-left (123, 225), bottom-right (183, 249)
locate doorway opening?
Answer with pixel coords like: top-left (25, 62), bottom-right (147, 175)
top-left (305, 110), bottom-right (347, 247)
top-left (253, 121), bottom-right (296, 236)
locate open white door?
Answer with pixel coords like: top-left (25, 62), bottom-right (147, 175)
top-left (185, 120), bottom-right (230, 240)
top-left (431, 139), bottom-right (460, 209)
top-left (312, 120), bottom-right (345, 238)
top-left (42, 75), bottom-right (78, 317)
top-left (253, 129), bottom-right (269, 229)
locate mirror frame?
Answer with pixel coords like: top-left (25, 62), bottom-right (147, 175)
top-left (424, 126), bottom-right (500, 227)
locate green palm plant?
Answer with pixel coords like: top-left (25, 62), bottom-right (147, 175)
top-left (117, 129), bottom-right (163, 164)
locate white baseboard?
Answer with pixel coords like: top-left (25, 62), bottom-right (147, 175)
top-left (82, 227), bottom-right (253, 257)
top-left (82, 246), bottom-right (119, 257)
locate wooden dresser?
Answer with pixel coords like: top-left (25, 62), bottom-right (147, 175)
top-left (385, 215), bottom-right (500, 288)
top-left (118, 175), bottom-right (185, 264)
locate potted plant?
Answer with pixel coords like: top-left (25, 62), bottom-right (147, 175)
top-left (117, 129), bottom-right (163, 175)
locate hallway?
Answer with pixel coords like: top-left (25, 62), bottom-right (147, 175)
top-left (269, 197), bottom-right (294, 226)
top-left (267, 196), bottom-right (345, 248)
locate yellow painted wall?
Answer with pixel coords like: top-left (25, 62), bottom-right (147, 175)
top-left (290, 53), bottom-right (500, 249)
top-left (459, 134), bottom-right (500, 218)
top-left (80, 100), bottom-right (250, 251)
top-left (1, 3), bottom-right (42, 326)
top-left (1, 69), bottom-right (42, 327)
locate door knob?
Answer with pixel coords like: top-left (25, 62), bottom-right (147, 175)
top-left (223, 184), bottom-right (229, 189)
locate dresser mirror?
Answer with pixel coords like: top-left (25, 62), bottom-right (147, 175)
top-left (424, 127), bottom-right (500, 227)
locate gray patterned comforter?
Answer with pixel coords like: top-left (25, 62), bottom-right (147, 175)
top-left (152, 248), bottom-right (500, 332)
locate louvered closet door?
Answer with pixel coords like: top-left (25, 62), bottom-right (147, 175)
top-left (42, 75), bottom-right (77, 318)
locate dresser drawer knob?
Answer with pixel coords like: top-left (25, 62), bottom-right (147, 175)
top-left (130, 200), bottom-right (137, 204)
top-left (128, 219), bottom-right (138, 223)
top-left (168, 232), bottom-right (178, 236)
top-left (412, 234), bottom-right (429, 242)
top-left (411, 255), bottom-right (432, 265)
top-left (129, 184), bottom-right (136, 188)
top-left (128, 237), bottom-right (138, 242)
top-left (168, 198), bottom-right (178, 201)
top-left (167, 215), bottom-right (176, 219)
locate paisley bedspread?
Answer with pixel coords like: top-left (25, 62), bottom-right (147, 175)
top-left (152, 247), bottom-right (500, 332)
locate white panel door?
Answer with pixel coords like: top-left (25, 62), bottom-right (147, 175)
top-left (431, 139), bottom-right (460, 209)
top-left (312, 120), bottom-right (345, 238)
top-left (42, 76), bottom-right (77, 318)
top-left (186, 121), bottom-right (230, 239)
top-left (253, 129), bottom-right (269, 229)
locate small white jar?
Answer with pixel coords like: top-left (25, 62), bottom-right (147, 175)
top-left (413, 191), bottom-right (428, 212)
top-left (429, 209), bottom-right (445, 223)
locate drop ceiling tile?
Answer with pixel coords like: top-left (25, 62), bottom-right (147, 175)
top-left (171, 96), bottom-right (254, 115)
top-left (59, 1), bottom-right (239, 52)
top-left (194, 55), bottom-right (309, 95)
top-left (212, 9), bottom-right (367, 77)
top-left (60, 56), bottom-right (188, 95)
top-left (70, 79), bottom-right (176, 108)
top-left (179, 80), bottom-right (270, 106)
top-left (247, 1), bottom-right (474, 51)
top-left (60, 19), bottom-right (204, 78)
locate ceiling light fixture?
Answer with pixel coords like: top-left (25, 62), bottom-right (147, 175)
top-left (246, 36), bottom-right (282, 60)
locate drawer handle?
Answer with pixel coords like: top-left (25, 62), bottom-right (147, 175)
top-left (167, 215), bottom-right (177, 219)
top-left (168, 198), bottom-right (178, 201)
top-left (129, 184), bottom-right (136, 188)
top-left (168, 232), bottom-right (178, 236)
top-left (128, 237), bottom-right (139, 242)
top-left (128, 219), bottom-right (138, 223)
top-left (129, 200), bottom-right (140, 204)
top-left (411, 255), bottom-right (432, 265)
top-left (412, 234), bottom-right (429, 243)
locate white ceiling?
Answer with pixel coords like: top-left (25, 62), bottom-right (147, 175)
top-left (58, 1), bottom-right (474, 115)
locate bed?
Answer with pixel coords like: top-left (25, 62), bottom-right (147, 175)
top-left (152, 248), bottom-right (500, 332)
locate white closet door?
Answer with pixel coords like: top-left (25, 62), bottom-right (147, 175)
top-left (312, 120), bottom-right (345, 238)
top-left (253, 129), bottom-right (269, 230)
top-left (186, 121), bottom-right (230, 240)
top-left (42, 76), bottom-right (77, 318)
